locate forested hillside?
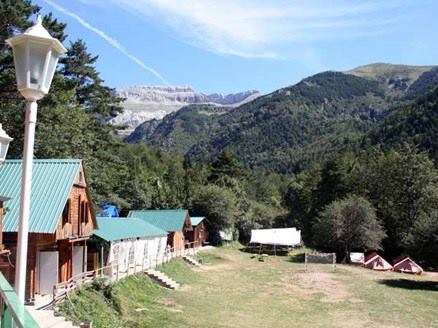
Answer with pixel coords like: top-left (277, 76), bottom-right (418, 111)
top-left (126, 104), bottom-right (230, 155)
top-left (129, 66), bottom-right (438, 172)
top-left (367, 86), bottom-right (438, 160)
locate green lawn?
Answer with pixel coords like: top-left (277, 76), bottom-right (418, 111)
top-left (59, 247), bottom-right (438, 328)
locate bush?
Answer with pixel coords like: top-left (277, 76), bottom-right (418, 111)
top-left (313, 195), bottom-right (385, 262)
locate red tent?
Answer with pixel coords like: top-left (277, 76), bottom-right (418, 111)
top-left (363, 252), bottom-right (393, 271)
top-left (393, 256), bottom-right (423, 275)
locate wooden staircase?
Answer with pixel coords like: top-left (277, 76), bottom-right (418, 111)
top-left (145, 269), bottom-right (180, 290)
top-left (182, 255), bottom-right (201, 267)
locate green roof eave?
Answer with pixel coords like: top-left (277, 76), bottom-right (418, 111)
top-left (190, 217), bottom-right (205, 226)
top-left (127, 209), bottom-right (190, 232)
top-left (94, 217), bottom-right (168, 241)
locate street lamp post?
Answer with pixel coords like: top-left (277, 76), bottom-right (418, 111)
top-left (6, 15), bottom-right (66, 303)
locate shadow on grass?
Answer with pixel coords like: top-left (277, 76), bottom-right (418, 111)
top-left (238, 246), bottom-right (289, 256)
top-left (195, 252), bottom-right (224, 265)
top-left (378, 279), bottom-right (438, 292)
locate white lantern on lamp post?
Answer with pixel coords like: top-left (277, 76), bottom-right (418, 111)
top-left (0, 124), bottom-right (13, 164)
top-left (6, 15), bottom-right (66, 303)
top-left (6, 15), bottom-right (66, 101)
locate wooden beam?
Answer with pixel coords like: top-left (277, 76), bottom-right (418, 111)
top-left (67, 236), bottom-right (89, 243)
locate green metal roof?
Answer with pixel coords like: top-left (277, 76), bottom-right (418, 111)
top-left (94, 217), bottom-right (167, 241)
top-left (0, 159), bottom-right (81, 233)
top-left (127, 209), bottom-right (189, 232)
top-left (190, 217), bottom-right (205, 226)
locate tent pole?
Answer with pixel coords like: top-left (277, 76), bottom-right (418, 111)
top-left (258, 243), bottom-right (262, 255)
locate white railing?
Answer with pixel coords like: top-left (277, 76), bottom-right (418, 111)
top-left (52, 241), bottom-right (202, 304)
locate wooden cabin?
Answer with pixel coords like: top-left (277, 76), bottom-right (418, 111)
top-left (186, 217), bottom-right (208, 247)
top-left (90, 217), bottom-right (168, 277)
top-left (0, 159), bottom-right (97, 299)
top-left (127, 209), bottom-right (192, 251)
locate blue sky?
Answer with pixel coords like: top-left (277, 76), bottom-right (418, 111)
top-left (35, 0), bottom-right (438, 94)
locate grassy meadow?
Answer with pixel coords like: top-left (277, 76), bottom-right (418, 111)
top-left (59, 246), bottom-right (438, 328)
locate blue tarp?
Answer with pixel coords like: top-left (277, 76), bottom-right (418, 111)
top-left (97, 204), bottom-right (119, 217)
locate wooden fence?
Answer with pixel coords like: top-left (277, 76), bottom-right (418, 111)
top-left (51, 241), bottom-right (201, 306)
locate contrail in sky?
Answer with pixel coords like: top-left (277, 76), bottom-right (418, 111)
top-left (43, 0), bottom-right (170, 85)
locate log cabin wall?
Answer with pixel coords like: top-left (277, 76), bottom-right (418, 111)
top-left (196, 221), bottom-right (209, 245)
top-left (58, 240), bottom-right (72, 283)
top-left (186, 221), bottom-right (209, 246)
top-left (172, 231), bottom-right (185, 251)
top-left (55, 166), bottom-right (95, 283)
top-left (55, 180), bottom-right (94, 240)
top-left (2, 232), bottom-right (57, 299)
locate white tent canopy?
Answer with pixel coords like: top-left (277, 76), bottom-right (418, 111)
top-left (250, 228), bottom-right (301, 246)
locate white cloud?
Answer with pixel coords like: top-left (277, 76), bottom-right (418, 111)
top-left (102, 0), bottom-right (412, 59)
top-left (43, 0), bottom-right (170, 85)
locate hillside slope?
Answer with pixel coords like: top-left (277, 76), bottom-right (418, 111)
top-left (126, 104), bottom-right (229, 155)
top-left (127, 64), bottom-right (438, 172)
top-left (367, 86), bottom-right (438, 159)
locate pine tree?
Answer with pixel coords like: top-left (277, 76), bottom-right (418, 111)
top-left (60, 40), bottom-right (123, 116)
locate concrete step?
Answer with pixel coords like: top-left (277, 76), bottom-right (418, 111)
top-left (26, 306), bottom-right (78, 328)
top-left (145, 269), bottom-right (180, 290)
top-left (33, 294), bottom-right (54, 309)
top-left (182, 255), bottom-right (201, 267)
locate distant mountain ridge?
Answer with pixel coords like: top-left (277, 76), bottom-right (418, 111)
top-left (346, 63), bottom-right (436, 97)
top-left (126, 63), bottom-right (438, 172)
top-left (110, 86), bottom-right (261, 135)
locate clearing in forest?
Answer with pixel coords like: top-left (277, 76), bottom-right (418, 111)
top-left (60, 246), bottom-right (438, 328)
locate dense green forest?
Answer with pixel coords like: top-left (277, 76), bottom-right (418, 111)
top-left (1, 1), bottom-right (438, 268)
top-left (129, 66), bottom-right (438, 173)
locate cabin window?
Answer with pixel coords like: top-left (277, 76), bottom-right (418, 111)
top-left (77, 199), bottom-right (89, 235)
top-left (84, 202), bottom-right (89, 223)
top-left (62, 199), bottom-right (71, 225)
top-left (80, 201), bottom-right (85, 224)
top-left (79, 171), bottom-right (84, 183)
top-left (78, 201), bottom-right (89, 224)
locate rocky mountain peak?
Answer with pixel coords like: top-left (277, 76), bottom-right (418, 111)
top-left (110, 85), bottom-right (261, 135)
